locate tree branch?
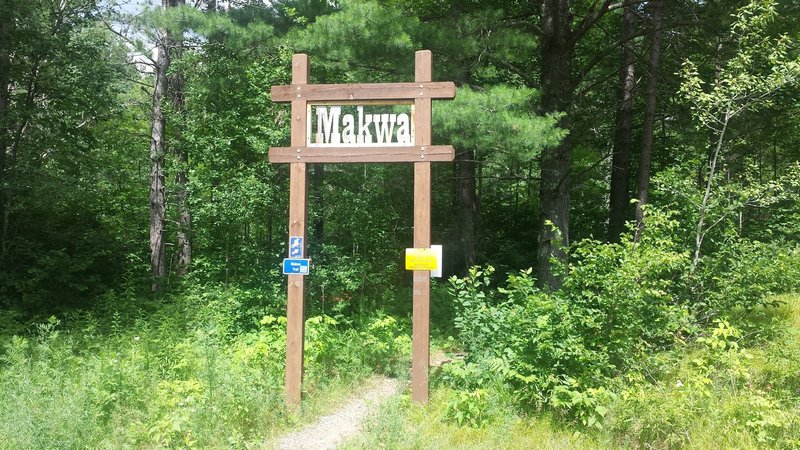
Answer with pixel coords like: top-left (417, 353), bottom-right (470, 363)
top-left (100, 15), bottom-right (157, 66)
top-left (574, 27), bottom-right (649, 88)
top-left (559, 150), bottom-right (613, 192)
top-left (572, 0), bottom-right (618, 44)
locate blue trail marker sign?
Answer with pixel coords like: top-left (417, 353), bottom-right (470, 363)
top-left (289, 236), bottom-right (304, 258)
top-left (283, 258), bottom-right (310, 275)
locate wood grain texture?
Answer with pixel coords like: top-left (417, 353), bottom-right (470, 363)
top-left (271, 82), bottom-right (455, 102)
top-left (285, 54), bottom-right (309, 407)
top-left (290, 54), bottom-right (309, 153)
top-left (269, 145), bottom-right (454, 163)
top-left (411, 50), bottom-right (432, 404)
top-left (412, 161), bottom-right (431, 404)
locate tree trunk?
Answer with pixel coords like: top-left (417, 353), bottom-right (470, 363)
top-left (635, 0), bottom-right (663, 234)
top-left (456, 149), bottom-right (477, 271)
top-left (169, 0), bottom-right (191, 278)
top-left (0, 1), bottom-right (9, 261)
top-left (537, 0), bottom-right (573, 290)
top-left (698, 38), bottom-right (725, 189)
top-left (691, 111), bottom-right (730, 275)
top-left (174, 145), bottom-right (191, 276)
top-left (608, 0), bottom-right (636, 243)
top-left (149, 20), bottom-right (169, 291)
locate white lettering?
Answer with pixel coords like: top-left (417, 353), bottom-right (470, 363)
top-left (342, 114), bottom-right (355, 144)
top-left (358, 107), bottom-right (373, 144)
top-left (312, 106), bottom-right (412, 146)
top-left (316, 106), bottom-right (341, 144)
top-left (373, 113), bottom-right (396, 144)
top-left (396, 113), bottom-right (410, 144)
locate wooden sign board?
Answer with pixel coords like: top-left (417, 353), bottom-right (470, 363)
top-left (269, 50), bottom-right (455, 405)
top-left (308, 103), bottom-right (416, 146)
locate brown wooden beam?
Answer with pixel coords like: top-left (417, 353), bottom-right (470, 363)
top-left (269, 145), bottom-right (455, 163)
top-left (411, 50), bottom-right (433, 404)
top-left (271, 81), bottom-right (456, 102)
top-left (285, 54), bottom-right (309, 407)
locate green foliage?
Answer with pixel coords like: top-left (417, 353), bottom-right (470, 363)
top-left (550, 383), bottom-right (615, 430)
top-left (358, 314), bottom-right (411, 375)
top-left (680, 0), bottom-right (800, 130)
top-left (697, 240), bottom-right (800, 320)
top-left (677, 0), bottom-right (800, 273)
top-left (306, 241), bottom-right (404, 316)
top-left (434, 85), bottom-right (565, 166)
top-left (0, 4), bottom-right (147, 312)
top-left (345, 296), bottom-right (800, 449)
top-left (443, 388), bottom-right (490, 427)
top-left (180, 37), bottom-right (291, 284)
top-left (0, 286), bottom-right (410, 448)
top-left (444, 199), bottom-right (800, 432)
top-left (445, 207), bottom-right (692, 424)
top-left (3, 0), bottom-right (800, 447)
top-left (344, 388), bottom-right (597, 449)
top-left (295, 0), bottom-right (420, 76)
top-left (432, 85), bottom-right (565, 271)
top-left (606, 308), bottom-right (800, 449)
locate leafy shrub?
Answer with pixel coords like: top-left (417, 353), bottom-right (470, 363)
top-left (303, 311), bottom-right (411, 382)
top-left (606, 316), bottom-right (800, 449)
top-left (444, 388), bottom-right (490, 427)
top-left (697, 240), bottom-right (800, 321)
top-left (0, 284), bottom-right (411, 448)
top-left (446, 208), bottom-right (692, 423)
top-left (182, 283), bottom-right (287, 338)
top-left (357, 314), bottom-right (411, 376)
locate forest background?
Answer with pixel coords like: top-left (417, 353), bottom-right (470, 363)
top-left (1, 0), bottom-right (800, 448)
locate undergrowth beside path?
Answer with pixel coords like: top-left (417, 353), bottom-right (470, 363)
top-left (344, 294), bottom-right (800, 449)
top-left (0, 285), bottom-right (411, 449)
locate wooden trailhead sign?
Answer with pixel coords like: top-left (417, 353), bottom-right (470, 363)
top-left (269, 50), bottom-right (455, 405)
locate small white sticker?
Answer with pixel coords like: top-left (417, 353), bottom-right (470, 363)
top-left (431, 245), bottom-right (443, 278)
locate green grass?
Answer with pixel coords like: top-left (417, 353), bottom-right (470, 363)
top-left (0, 286), bottom-right (410, 449)
top-left (344, 294), bottom-right (800, 450)
top-left (0, 318), bottom-right (285, 449)
top-left (605, 295), bottom-right (800, 449)
top-left (342, 388), bottom-right (599, 449)
top-left (1, 291), bottom-right (798, 449)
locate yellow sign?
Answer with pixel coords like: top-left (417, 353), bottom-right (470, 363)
top-left (405, 248), bottom-right (438, 271)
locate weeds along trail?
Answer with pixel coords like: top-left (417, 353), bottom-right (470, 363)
top-left (275, 377), bottom-right (401, 450)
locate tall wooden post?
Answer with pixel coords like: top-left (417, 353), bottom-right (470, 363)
top-left (412, 50), bottom-right (432, 403)
top-left (270, 50), bottom-right (454, 406)
top-left (286, 54), bottom-right (309, 406)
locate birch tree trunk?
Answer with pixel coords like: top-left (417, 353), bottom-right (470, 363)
top-left (691, 112), bottom-right (730, 275)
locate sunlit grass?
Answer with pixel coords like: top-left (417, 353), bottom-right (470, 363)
top-left (345, 294), bottom-right (800, 450)
top-left (342, 387), bottom-right (599, 450)
top-left (0, 288), bottom-right (410, 449)
top-left (1, 293), bottom-right (798, 449)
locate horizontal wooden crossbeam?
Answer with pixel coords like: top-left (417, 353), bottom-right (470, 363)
top-left (271, 82), bottom-right (456, 102)
top-left (269, 145), bottom-right (455, 163)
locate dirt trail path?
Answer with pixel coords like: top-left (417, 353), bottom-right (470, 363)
top-left (274, 377), bottom-right (400, 450)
